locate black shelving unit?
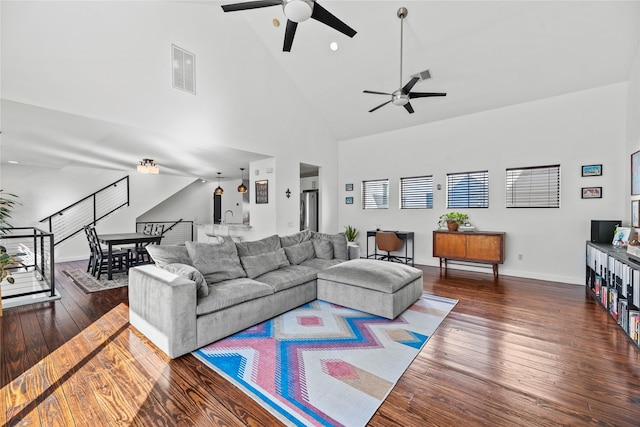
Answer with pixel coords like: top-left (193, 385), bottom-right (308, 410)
top-left (586, 241), bottom-right (640, 349)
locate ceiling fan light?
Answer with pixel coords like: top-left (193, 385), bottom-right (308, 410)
top-left (283, 0), bottom-right (313, 23)
top-left (392, 92), bottom-right (409, 106)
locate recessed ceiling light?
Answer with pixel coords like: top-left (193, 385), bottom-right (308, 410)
top-left (329, 42), bottom-right (339, 51)
top-left (8, 160), bottom-right (19, 164)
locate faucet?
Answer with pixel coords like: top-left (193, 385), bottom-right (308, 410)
top-left (223, 210), bottom-right (234, 224)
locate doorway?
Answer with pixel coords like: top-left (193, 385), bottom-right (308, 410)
top-left (300, 163), bottom-right (319, 232)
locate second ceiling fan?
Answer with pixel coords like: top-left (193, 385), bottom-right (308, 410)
top-left (221, 0), bottom-right (356, 52)
top-left (364, 7), bottom-right (447, 114)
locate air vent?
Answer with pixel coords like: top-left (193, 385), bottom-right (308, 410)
top-left (172, 44), bottom-right (195, 95)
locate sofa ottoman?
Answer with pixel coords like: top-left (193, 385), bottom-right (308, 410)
top-left (316, 258), bottom-right (423, 319)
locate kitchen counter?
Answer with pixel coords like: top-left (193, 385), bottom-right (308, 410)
top-left (197, 223), bottom-right (252, 242)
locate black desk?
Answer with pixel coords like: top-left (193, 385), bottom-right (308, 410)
top-left (98, 233), bottom-right (161, 280)
top-left (366, 230), bottom-right (415, 266)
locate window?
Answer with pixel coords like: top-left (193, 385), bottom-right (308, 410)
top-left (362, 179), bottom-right (389, 209)
top-left (506, 164), bottom-right (560, 208)
top-left (401, 176), bottom-right (433, 209)
top-left (446, 170), bottom-right (489, 208)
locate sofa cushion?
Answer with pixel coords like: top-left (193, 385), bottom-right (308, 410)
top-left (163, 263), bottom-right (208, 298)
top-left (312, 239), bottom-right (334, 260)
top-left (312, 232), bottom-right (349, 260)
top-left (240, 248), bottom-right (290, 279)
top-left (235, 234), bottom-right (281, 257)
top-left (254, 265), bottom-right (318, 292)
top-left (146, 244), bottom-right (192, 267)
top-left (185, 241), bottom-right (247, 284)
top-left (283, 240), bottom-right (316, 265)
top-left (299, 258), bottom-right (345, 270)
top-left (280, 229), bottom-right (312, 248)
top-left (196, 278), bottom-right (274, 316)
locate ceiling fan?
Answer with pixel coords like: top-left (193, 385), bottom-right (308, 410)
top-left (220, 0), bottom-right (356, 52)
top-left (364, 7), bottom-right (447, 114)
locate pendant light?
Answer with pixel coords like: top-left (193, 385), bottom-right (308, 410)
top-left (214, 172), bottom-right (224, 195)
top-left (237, 168), bottom-right (248, 193)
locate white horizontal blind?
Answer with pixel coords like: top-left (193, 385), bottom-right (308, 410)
top-left (362, 179), bottom-right (389, 209)
top-left (401, 175), bottom-right (433, 209)
top-left (506, 164), bottom-right (560, 208)
top-left (446, 171), bottom-right (489, 208)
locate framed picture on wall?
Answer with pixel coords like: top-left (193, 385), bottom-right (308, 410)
top-left (581, 187), bottom-right (602, 199)
top-left (633, 150), bottom-right (640, 195)
top-left (345, 197), bottom-right (354, 204)
top-left (581, 164), bottom-right (602, 177)
top-left (255, 180), bottom-right (268, 204)
top-left (345, 183), bottom-right (354, 191)
top-left (633, 200), bottom-right (640, 228)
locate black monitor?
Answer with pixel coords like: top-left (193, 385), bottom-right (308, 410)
top-left (591, 220), bottom-right (621, 244)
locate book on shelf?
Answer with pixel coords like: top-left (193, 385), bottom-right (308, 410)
top-left (609, 288), bottom-right (618, 320)
top-left (628, 310), bottom-right (639, 339)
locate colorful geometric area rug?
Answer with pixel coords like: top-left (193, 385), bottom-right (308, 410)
top-left (193, 294), bottom-right (457, 427)
top-left (62, 268), bottom-right (129, 293)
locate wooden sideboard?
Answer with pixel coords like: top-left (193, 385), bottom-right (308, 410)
top-left (432, 230), bottom-right (505, 279)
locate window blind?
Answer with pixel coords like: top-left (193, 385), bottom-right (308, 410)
top-left (506, 164), bottom-right (560, 208)
top-left (401, 175), bottom-right (433, 209)
top-left (362, 179), bottom-right (389, 209)
top-left (446, 171), bottom-right (489, 208)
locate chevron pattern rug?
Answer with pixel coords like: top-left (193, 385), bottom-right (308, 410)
top-left (193, 294), bottom-right (457, 427)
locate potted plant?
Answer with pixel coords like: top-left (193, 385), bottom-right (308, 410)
top-left (0, 191), bottom-right (23, 284)
top-left (438, 211), bottom-right (469, 232)
top-left (344, 225), bottom-right (359, 244)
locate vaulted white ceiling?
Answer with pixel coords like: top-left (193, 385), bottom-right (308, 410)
top-left (2, 1), bottom-right (639, 180)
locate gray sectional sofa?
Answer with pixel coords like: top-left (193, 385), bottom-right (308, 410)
top-left (128, 230), bottom-right (353, 358)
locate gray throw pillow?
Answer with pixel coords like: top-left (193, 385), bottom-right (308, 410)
top-left (280, 229), bottom-right (312, 248)
top-left (163, 263), bottom-right (208, 298)
top-left (236, 234), bottom-right (281, 257)
top-left (240, 248), bottom-right (290, 279)
top-left (312, 232), bottom-right (349, 260)
top-left (312, 239), bottom-right (334, 260)
top-left (146, 245), bottom-right (192, 268)
top-left (284, 240), bottom-right (316, 265)
top-left (185, 241), bottom-right (247, 284)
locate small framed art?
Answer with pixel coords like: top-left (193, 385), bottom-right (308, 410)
top-left (633, 150), bottom-right (640, 195)
top-left (255, 180), bottom-right (268, 204)
top-left (345, 183), bottom-right (354, 191)
top-left (633, 200), bottom-right (640, 228)
top-left (345, 197), bottom-right (354, 204)
top-left (581, 187), bottom-right (602, 199)
top-left (581, 164), bottom-right (602, 177)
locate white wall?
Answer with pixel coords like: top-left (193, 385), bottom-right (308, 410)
top-left (339, 83), bottom-right (628, 284)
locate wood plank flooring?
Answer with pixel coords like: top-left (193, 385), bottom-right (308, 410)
top-left (2, 260), bottom-right (640, 426)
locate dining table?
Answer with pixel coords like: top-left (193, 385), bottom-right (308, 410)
top-left (98, 232), bottom-right (162, 280)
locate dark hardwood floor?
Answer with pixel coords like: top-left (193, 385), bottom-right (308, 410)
top-left (2, 260), bottom-right (640, 426)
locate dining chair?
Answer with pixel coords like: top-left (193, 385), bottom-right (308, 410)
top-left (85, 225), bottom-right (129, 279)
top-left (131, 224), bottom-right (164, 266)
top-left (375, 231), bottom-right (405, 263)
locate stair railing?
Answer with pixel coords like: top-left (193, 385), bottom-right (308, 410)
top-left (40, 176), bottom-right (129, 246)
